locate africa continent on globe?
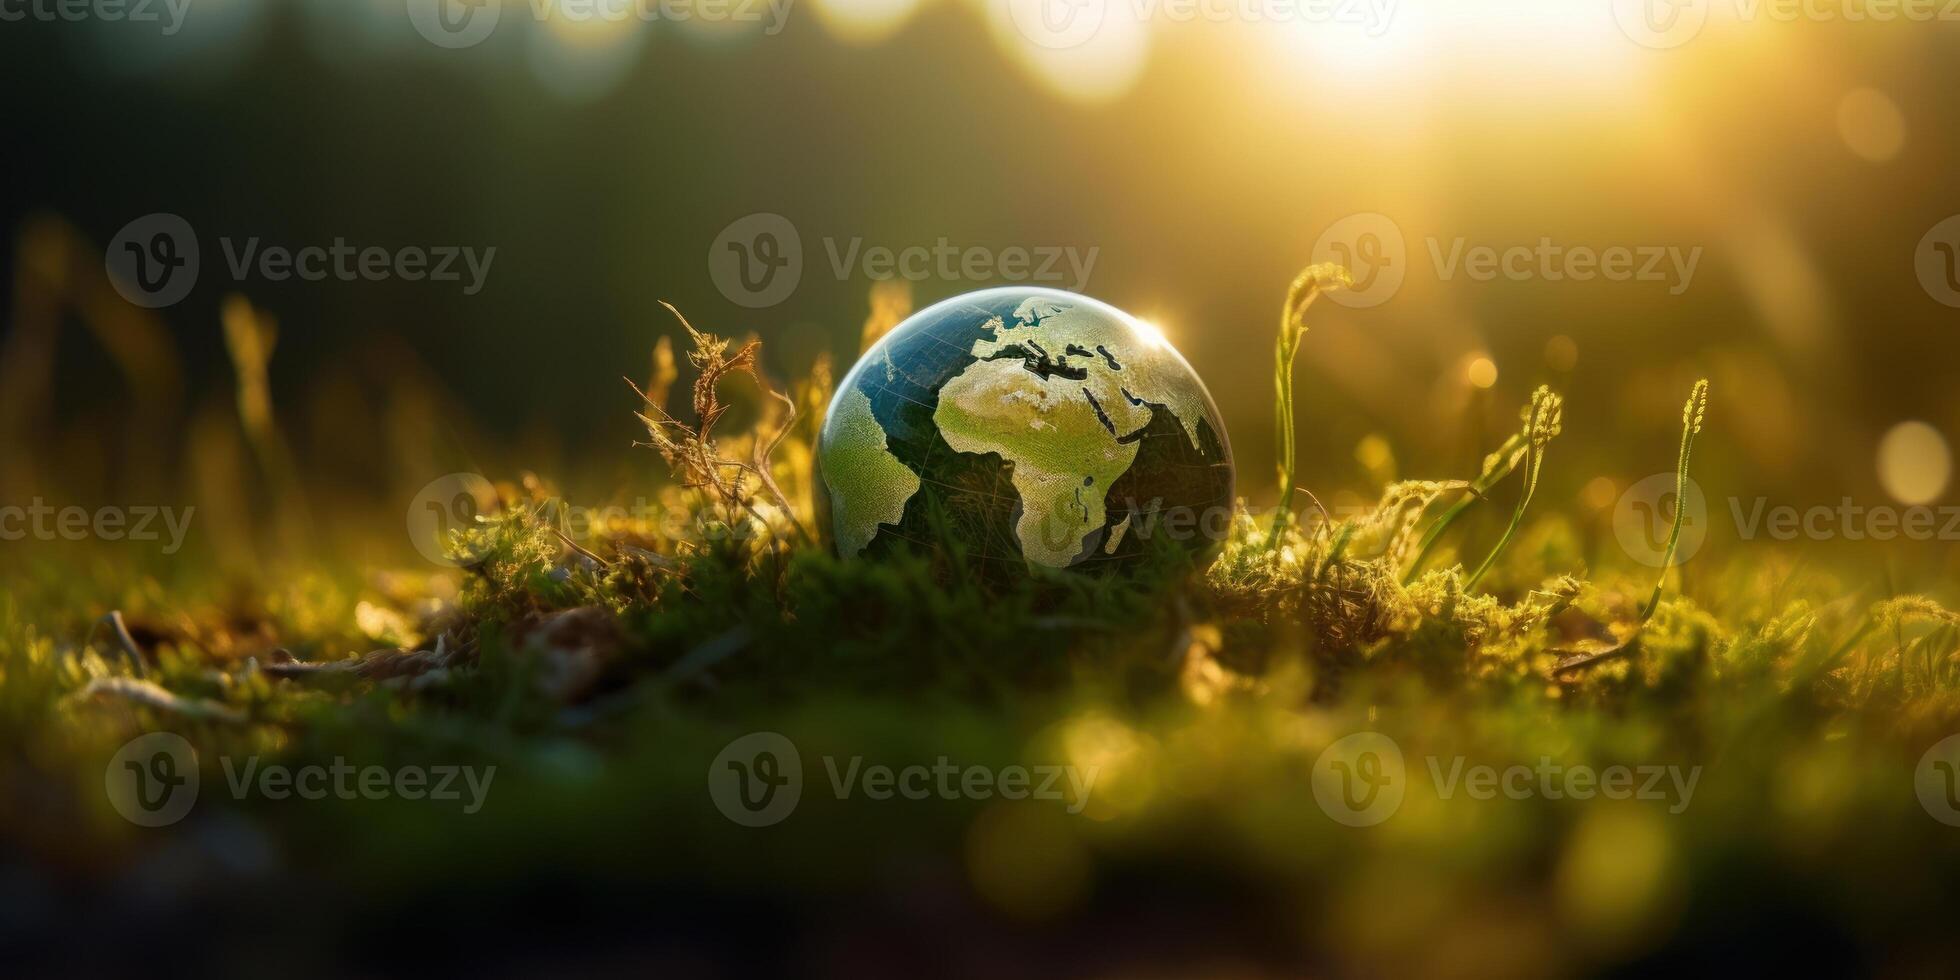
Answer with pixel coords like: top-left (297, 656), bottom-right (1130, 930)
top-left (817, 287), bottom-right (1235, 570)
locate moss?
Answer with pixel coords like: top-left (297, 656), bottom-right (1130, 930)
top-left (9, 291), bottom-right (1960, 973)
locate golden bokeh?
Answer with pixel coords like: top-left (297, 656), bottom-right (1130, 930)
top-left (1877, 420), bottom-right (1952, 506)
top-left (1837, 87), bottom-right (1907, 163)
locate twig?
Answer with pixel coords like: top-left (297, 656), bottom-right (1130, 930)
top-left (552, 527), bottom-right (611, 569)
top-left (70, 677), bottom-right (246, 723)
top-left (88, 610), bottom-right (147, 677)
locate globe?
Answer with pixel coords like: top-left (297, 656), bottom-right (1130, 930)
top-left (816, 287), bottom-right (1235, 571)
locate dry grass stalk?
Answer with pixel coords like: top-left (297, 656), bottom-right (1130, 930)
top-left (70, 676), bottom-right (247, 723)
top-left (631, 302), bottom-right (808, 544)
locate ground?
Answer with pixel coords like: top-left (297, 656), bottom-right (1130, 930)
top-left (6, 312), bottom-right (1960, 978)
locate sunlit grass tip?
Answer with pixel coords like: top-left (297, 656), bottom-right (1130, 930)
top-left (1463, 384), bottom-right (1563, 591)
top-left (1269, 263), bottom-right (1353, 549)
top-left (1639, 378), bottom-right (1709, 624)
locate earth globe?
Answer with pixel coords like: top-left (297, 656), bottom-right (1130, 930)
top-left (816, 287), bottom-right (1235, 571)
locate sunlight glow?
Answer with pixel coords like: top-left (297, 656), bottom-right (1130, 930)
top-left (528, 12), bottom-right (649, 102)
top-left (1129, 316), bottom-right (1173, 350)
top-left (1264, 0), bottom-right (1640, 103)
top-left (985, 0), bottom-right (1151, 105)
top-left (812, 0), bottom-right (925, 44)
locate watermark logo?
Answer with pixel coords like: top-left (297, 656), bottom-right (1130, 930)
top-left (1311, 212), bottom-right (1698, 306)
top-left (1728, 497), bottom-right (1960, 542)
top-left (220, 757), bottom-right (495, 813)
top-left (1614, 0), bottom-right (1960, 49)
top-left (106, 213), bottom-right (200, 309)
top-left (1004, 0), bottom-right (1397, 48)
top-left (1429, 756), bottom-right (1699, 813)
top-left (106, 733), bottom-right (495, 824)
top-left (710, 212), bottom-right (803, 308)
top-left (709, 731), bottom-right (804, 827)
top-left (1313, 732), bottom-right (1703, 824)
top-left (408, 0), bottom-right (793, 50)
top-left (408, 474), bottom-right (862, 561)
top-left (408, 0), bottom-right (504, 49)
top-left (1, 499), bottom-right (195, 554)
top-left (106, 732), bottom-right (200, 827)
top-left (1312, 212), bottom-right (1406, 309)
top-left (1614, 473), bottom-right (1707, 567)
top-left (0, 0), bottom-right (192, 33)
top-left (1428, 237), bottom-right (1700, 295)
top-left (1916, 734), bottom-right (1960, 826)
top-left (1916, 214), bottom-right (1960, 309)
top-left (1615, 481), bottom-right (1960, 553)
top-left (1611, 0), bottom-right (1708, 49)
top-left (104, 214), bottom-right (496, 309)
top-left (708, 732), bottom-right (1098, 826)
top-left (1312, 731), bottom-right (1406, 826)
top-left (709, 213), bottom-right (1098, 308)
top-left (407, 473), bottom-right (500, 566)
top-left (1006, 0), bottom-right (1107, 49)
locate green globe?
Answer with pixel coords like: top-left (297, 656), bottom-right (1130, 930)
top-left (817, 287), bottom-right (1235, 570)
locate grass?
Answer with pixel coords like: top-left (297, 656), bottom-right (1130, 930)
top-left (7, 267), bottom-right (1960, 973)
top-left (1640, 379), bottom-right (1708, 625)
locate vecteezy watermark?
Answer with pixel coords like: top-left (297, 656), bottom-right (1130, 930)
top-left (708, 732), bottom-right (803, 827)
top-left (1312, 732), bottom-right (1702, 826)
top-left (105, 213), bottom-right (200, 309)
top-left (106, 733), bottom-right (495, 826)
top-left (0, 499), bottom-right (195, 554)
top-left (1309, 212), bottom-right (1406, 309)
top-left (0, 0), bottom-right (192, 33)
top-left (1312, 732), bottom-right (1407, 826)
top-left (707, 731), bottom-right (1099, 827)
top-left (1614, 474), bottom-right (1709, 569)
top-left (407, 472), bottom-right (501, 566)
top-left (1613, 472), bottom-right (1960, 566)
top-left (709, 212), bottom-right (802, 309)
top-left (708, 211), bottom-right (1099, 308)
top-left (406, 0), bottom-right (793, 50)
top-left (1613, 0), bottom-right (1960, 49)
top-left (1005, 0), bottom-right (1398, 50)
top-left (1727, 497), bottom-right (1960, 542)
top-left (105, 213), bottom-right (496, 309)
top-left (1425, 755), bottom-right (1700, 814)
top-left (1610, 0), bottom-right (1710, 49)
top-left (1917, 214), bottom-right (1960, 309)
top-left (106, 732), bottom-right (200, 827)
top-left (1916, 734), bottom-right (1960, 826)
top-left (219, 756), bottom-right (494, 814)
top-left (1311, 212), bottom-right (1701, 308)
top-left (405, 472), bottom-right (820, 566)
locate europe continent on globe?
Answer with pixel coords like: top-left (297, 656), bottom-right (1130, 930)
top-left (816, 287), bottom-right (1235, 570)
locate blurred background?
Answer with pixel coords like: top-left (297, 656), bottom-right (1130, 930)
top-left (3, 0), bottom-right (1958, 579)
top-left (12, 7), bottom-right (1960, 975)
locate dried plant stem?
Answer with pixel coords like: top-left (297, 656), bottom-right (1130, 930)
top-left (633, 302), bottom-right (810, 549)
top-left (89, 610), bottom-right (147, 677)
